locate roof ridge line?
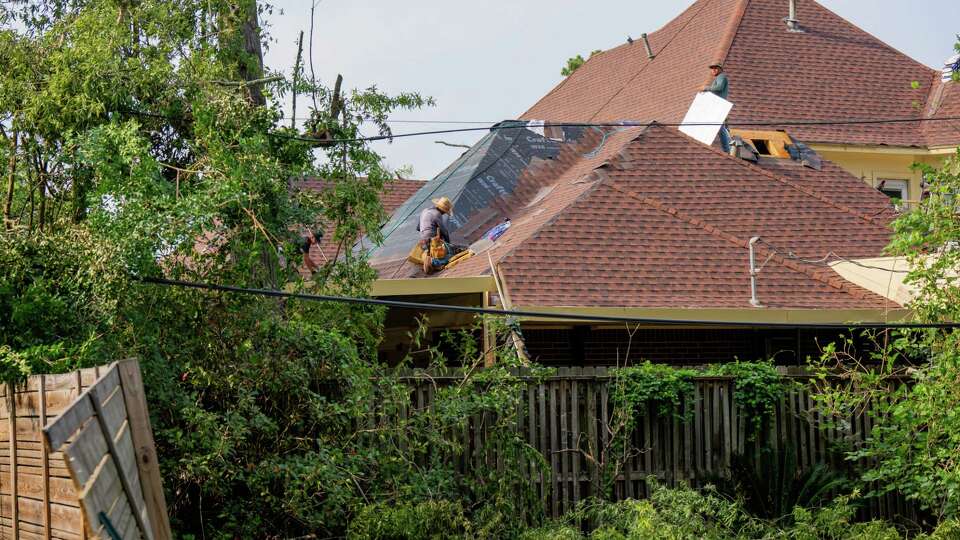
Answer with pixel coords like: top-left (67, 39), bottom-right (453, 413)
top-left (715, 0), bottom-right (750, 67)
top-left (606, 183), bottom-right (885, 301)
top-left (661, 126), bottom-right (890, 228)
top-left (587, 0), bottom-right (717, 123)
top-left (923, 72), bottom-right (947, 119)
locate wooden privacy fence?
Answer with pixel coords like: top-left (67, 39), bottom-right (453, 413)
top-left (400, 367), bottom-right (913, 521)
top-left (0, 360), bottom-right (170, 539)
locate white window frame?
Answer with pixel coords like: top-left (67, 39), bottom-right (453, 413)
top-left (876, 178), bottom-right (909, 210)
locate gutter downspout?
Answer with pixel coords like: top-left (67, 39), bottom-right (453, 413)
top-left (749, 236), bottom-right (763, 307)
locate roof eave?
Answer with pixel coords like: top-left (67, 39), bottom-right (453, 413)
top-left (510, 305), bottom-right (913, 326)
top-left (372, 276), bottom-right (496, 297)
top-left (809, 142), bottom-right (952, 155)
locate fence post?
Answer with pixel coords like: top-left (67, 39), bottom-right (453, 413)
top-left (118, 360), bottom-right (172, 540)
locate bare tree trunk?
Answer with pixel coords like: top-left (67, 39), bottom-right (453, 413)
top-left (309, 2), bottom-right (318, 110)
top-left (291, 30), bottom-right (304, 129)
top-left (37, 164), bottom-right (47, 232)
top-left (3, 129), bottom-right (17, 229)
top-left (239, 0), bottom-right (266, 106)
top-left (27, 174), bottom-right (34, 231)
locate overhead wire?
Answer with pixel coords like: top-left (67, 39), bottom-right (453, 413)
top-left (136, 276), bottom-right (959, 330)
top-left (755, 238), bottom-right (911, 273)
top-left (270, 116), bottom-right (960, 145)
top-left (117, 106), bottom-right (960, 146)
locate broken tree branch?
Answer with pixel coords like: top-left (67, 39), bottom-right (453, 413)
top-left (434, 140), bottom-right (470, 149)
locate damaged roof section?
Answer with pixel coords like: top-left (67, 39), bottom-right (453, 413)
top-left (366, 121), bottom-right (641, 276)
top-left (371, 121), bottom-right (903, 312)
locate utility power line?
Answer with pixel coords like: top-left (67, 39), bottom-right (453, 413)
top-left (137, 276), bottom-right (959, 330)
top-left (272, 116), bottom-right (960, 145)
top-left (117, 106), bottom-right (960, 146)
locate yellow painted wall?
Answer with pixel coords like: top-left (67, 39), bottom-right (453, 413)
top-left (811, 146), bottom-right (951, 207)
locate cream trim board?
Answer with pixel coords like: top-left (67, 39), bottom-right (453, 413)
top-left (809, 143), bottom-right (957, 157)
top-left (828, 257), bottom-right (915, 306)
top-left (372, 276), bottom-right (496, 296)
top-left (809, 143), bottom-right (927, 156)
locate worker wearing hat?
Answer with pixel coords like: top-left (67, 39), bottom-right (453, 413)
top-left (703, 62), bottom-right (732, 153)
top-left (417, 196), bottom-right (454, 273)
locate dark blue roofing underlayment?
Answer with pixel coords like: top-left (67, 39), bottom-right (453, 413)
top-left (364, 120), bottom-right (591, 266)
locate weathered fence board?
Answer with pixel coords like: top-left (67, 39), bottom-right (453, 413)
top-left (398, 369), bottom-right (914, 521)
top-left (0, 366), bottom-right (102, 539)
top-left (43, 362), bottom-right (159, 540)
top-left (0, 360), bottom-right (171, 540)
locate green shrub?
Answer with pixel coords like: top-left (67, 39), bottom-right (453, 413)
top-left (610, 361), bottom-right (697, 418)
top-left (348, 500), bottom-right (471, 539)
top-left (705, 360), bottom-right (786, 435)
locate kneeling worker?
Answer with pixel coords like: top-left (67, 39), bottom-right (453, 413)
top-left (418, 196), bottom-right (453, 273)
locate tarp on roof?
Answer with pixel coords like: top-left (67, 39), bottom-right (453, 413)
top-left (365, 120), bottom-right (590, 266)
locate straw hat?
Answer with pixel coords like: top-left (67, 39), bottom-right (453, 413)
top-left (432, 196), bottom-right (454, 214)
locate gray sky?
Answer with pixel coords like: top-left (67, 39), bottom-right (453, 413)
top-left (263, 1), bottom-right (960, 180)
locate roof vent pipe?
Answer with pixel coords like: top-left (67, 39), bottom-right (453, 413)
top-left (641, 33), bottom-right (655, 59)
top-left (785, 0), bottom-right (802, 32)
top-left (749, 236), bottom-right (763, 307)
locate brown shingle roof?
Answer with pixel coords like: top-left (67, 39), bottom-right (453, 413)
top-left (386, 126), bottom-right (899, 311)
top-left (922, 80), bottom-right (960, 147)
top-left (523, 0), bottom-right (955, 148)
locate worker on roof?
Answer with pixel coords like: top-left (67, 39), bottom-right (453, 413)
top-left (417, 197), bottom-right (453, 273)
top-left (298, 228), bottom-right (323, 273)
top-left (703, 62), bottom-right (732, 153)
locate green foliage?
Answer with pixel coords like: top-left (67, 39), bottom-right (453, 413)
top-left (715, 445), bottom-right (851, 522)
top-left (706, 360), bottom-right (786, 435)
top-left (610, 360), bottom-right (787, 435)
top-left (349, 500), bottom-right (471, 539)
top-left (809, 150), bottom-right (960, 520)
top-left (561, 50), bottom-right (602, 77)
top-left (0, 228), bottom-right (131, 378)
top-left (611, 361), bottom-right (697, 418)
top-left (522, 481), bottom-right (934, 539)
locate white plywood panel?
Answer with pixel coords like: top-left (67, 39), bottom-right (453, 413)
top-left (678, 92), bottom-right (733, 146)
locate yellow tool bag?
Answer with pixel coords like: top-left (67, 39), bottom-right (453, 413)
top-left (407, 232), bottom-right (449, 266)
top-left (429, 232), bottom-right (448, 260)
top-left (407, 244), bottom-right (425, 265)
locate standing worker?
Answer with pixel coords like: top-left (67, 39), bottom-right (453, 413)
top-left (418, 197), bottom-right (454, 273)
top-left (703, 62), bottom-right (732, 153)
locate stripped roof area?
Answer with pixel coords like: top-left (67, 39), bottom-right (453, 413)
top-left (523, 0), bottom-right (960, 148)
top-left (375, 123), bottom-right (899, 310)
